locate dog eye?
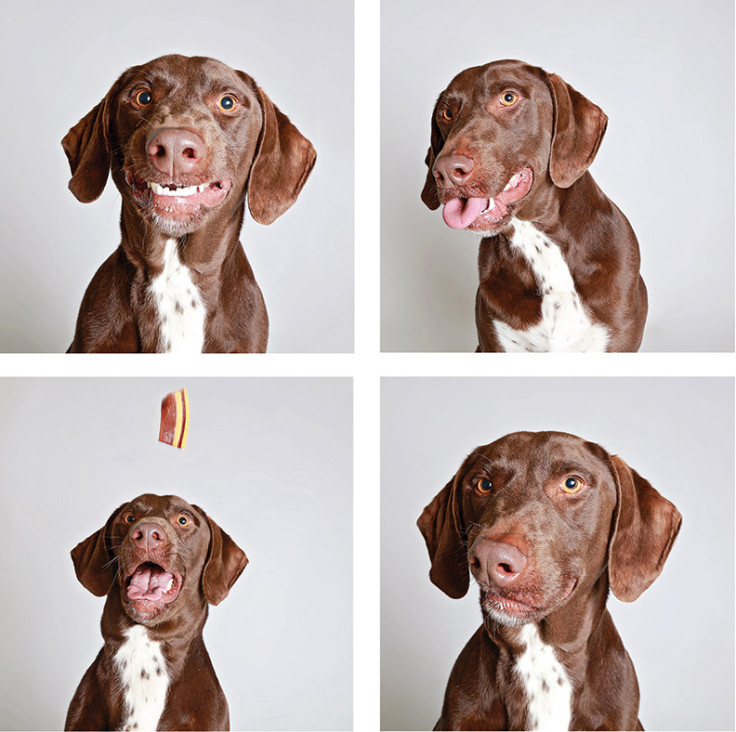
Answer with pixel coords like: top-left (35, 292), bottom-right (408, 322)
top-left (561, 476), bottom-right (585, 494)
top-left (177, 514), bottom-right (191, 527)
top-left (217, 94), bottom-right (239, 113)
top-left (122, 511), bottom-right (137, 524)
top-left (475, 478), bottom-right (493, 495)
top-left (132, 89), bottom-right (153, 108)
top-left (438, 107), bottom-right (453, 122)
top-left (499, 91), bottom-right (518, 107)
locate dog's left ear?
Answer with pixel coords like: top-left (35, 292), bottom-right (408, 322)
top-left (546, 72), bottom-right (608, 189)
top-left (420, 97), bottom-right (444, 211)
top-left (608, 455), bottom-right (682, 602)
top-left (70, 502), bottom-right (127, 597)
top-left (244, 78), bottom-right (316, 225)
top-left (199, 510), bottom-right (249, 605)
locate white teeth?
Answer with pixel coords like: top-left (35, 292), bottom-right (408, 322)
top-left (481, 198), bottom-right (496, 214)
top-left (503, 173), bottom-right (522, 191)
top-left (147, 181), bottom-right (207, 197)
top-left (166, 577), bottom-right (174, 592)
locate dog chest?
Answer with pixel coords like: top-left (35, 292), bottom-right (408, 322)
top-left (492, 220), bottom-right (609, 352)
top-left (114, 624), bottom-right (170, 731)
top-left (149, 238), bottom-right (207, 353)
top-left (514, 624), bottom-right (572, 731)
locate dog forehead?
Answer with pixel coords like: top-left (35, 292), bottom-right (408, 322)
top-left (123, 493), bottom-right (199, 517)
top-left (446, 59), bottom-right (547, 98)
top-left (470, 431), bottom-right (607, 473)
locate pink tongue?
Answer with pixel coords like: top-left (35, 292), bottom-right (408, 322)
top-left (127, 566), bottom-right (173, 601)
top-left (442, 197), bottom-right (488, 229)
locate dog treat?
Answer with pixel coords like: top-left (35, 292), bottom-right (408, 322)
top-left (159, 388), bottom-right (189, 449)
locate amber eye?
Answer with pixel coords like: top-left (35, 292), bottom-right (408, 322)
top-left (475, 478), bottom-right (494, 495)
top-left (438, 107), bottom-right (453, 122)
top-left (132, 89), bottom-right (152, 108)
top-left (217, 94), bottom-right (239, 113)
top-left (500, 91), bottom-right (518, 107)
top-left (561, 476), bottom-right (585, 494)
top-left (122, 512), bottom-right (136, 525)
top-left (177, 514), bottom-right (191, 527)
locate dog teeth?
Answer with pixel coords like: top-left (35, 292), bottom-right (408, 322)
top-left (503, 173), bottom-right (522, 191)
top-left (147, 182), bottom-right (208, 197)
top-left (166, 577), bottom-right (174, 592)
top-left (482, 198), bottom-right (496, 214)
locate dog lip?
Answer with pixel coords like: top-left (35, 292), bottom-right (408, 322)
top-left (480, 576), bottom-right (579, 621)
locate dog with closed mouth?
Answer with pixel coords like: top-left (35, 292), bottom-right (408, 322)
top-left (418, 431), bottom-right (681, 730)
top-left (62, 54), bottom-right (315, 353)
top-left (65, 494), bottom-right (248, 731)
top-left (421, 60), bottom-right (647, 352)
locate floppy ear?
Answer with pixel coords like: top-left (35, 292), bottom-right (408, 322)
top-left (546, 72), bottom-right (608, 189)
top-left (61, 72), bottom-right (129, 203)
top-left (199, 510), bottom-right (249, 606)
top-left (70, 503), bottom-right (126, 597)
top-left (417, 475), bottom-right (469, 599)
top-left (420, 98), bottom-right (444, 211)
top-left (608, 455), bottom-right (682, 602)
top-left (246, 82), bottom-right (316, 225)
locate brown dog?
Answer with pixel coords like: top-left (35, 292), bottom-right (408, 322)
top-left (65, 494), bottom-right (248, 731)
top-left (418, 431), bottom-right (681, 730)
top-left (63, 54), bottom-right (316, 353)
top-left (421, 60), bottom-right (647, 352)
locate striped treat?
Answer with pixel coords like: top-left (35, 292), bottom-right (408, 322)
top-left (158, 388), bottom-right (189, 449)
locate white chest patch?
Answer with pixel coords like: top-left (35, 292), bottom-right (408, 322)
top-left (514, 624), bottom-right (572, 732)
top-left (492, 219), bottom-right (609, 352)
top-left (149, 238), bottom-right (206, 353)
top-left (114, 625), bottom-right (170, 732)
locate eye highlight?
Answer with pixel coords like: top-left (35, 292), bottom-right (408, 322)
top-left (561, 476), bottom-right (585, 494)
top-left (217, 94), bottom-right (239, 113)
top-left (438, 107), bottom-right (453, 122)
top-left (475, 478), bottom-right (494, 495)
top-left (177, 514), bottom-right (191, 527)
top-left (132, 89), bottom-right (153, 108)
top-left (499, 91), bottom-right (519, 107)
top-left (122, 511), bottom-right (137, 525)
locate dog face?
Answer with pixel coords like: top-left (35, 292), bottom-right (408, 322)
top-left (418, 431), bottom-right (681, 627)
top-left (71, 494), bottom-right (248, 626)
top-left (62, 54), bottom-right (316, 236)
top-left (421, 59), bottom-right (607, 234)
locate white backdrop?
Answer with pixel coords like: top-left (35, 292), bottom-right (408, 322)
top-left (381, 0), bottom-right (734, 352)
top-left (381, 377), bottom-right (734, 731)
top-left (0, 0), bottom-right (353, 353)
top-left (0, 378), bottom-right (352, 730)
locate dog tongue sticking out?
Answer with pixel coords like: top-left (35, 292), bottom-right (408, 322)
top-left (127, 564), bottom-right (177, 602)
top-left (442, 197), bottom-right (488, 229)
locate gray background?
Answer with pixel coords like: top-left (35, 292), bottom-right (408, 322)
top-left (381, 0), bottom-right (734, 352)
top-left (0, 0), bottom-right (353, 353)
top-left (382, 377), bottom-right (734, 730)
top-left (0, 378), bottom-right (352, 730)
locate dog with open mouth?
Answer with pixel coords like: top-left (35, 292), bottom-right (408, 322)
top-left (421, 60), bottom-right (648, 352)
top-left (418, 431), bottom-right (681, 730)
top-left (62, 54), bottom-right (316, 353)
top-left (65, 494), bottom-right (248, 731)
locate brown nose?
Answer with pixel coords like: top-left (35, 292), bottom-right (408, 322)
top-left (130, 522), bottom-right (166, 552)
top-left (146, 128), bottom-right (206, 177)
top-left (433, 154), bottom-right (475, 188)
top-left (469, 538), bottom-right (528, 588)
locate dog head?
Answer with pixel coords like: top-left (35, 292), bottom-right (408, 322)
top-left (418, 431), bottom-right (681, 627)
top-left (71, 493), bottom-right (248, 626)
top-left (62, 54), bottom-right (316, 236)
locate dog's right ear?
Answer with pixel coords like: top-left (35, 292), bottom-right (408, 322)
top-left (70, 503), bottom-right (126, 597)
top-left (61, 71), bottom-right (130, 204)
top-left (420, 98), bottom-right (443, 211)
top-left (417, 475), bottom-right (468, 598)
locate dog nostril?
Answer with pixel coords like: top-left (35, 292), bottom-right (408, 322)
top-left (182, 147), bottom-right (198, 159)
top-left (470, 556), bottom-right (480, 570)
top-left (498, 562), bottom-right (513, 574)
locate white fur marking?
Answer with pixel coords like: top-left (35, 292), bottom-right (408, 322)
top-left (493, 219), bottom-right (609, 352)
top-left (114, 625), bottom-right (170, 731)
top-left (149, 238), bottom-right (206, 353)
top-left (515, 624), bottom-right (572, 731)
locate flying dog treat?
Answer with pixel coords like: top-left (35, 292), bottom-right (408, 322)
top-left (159, 388), bottom-right (189, 449)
